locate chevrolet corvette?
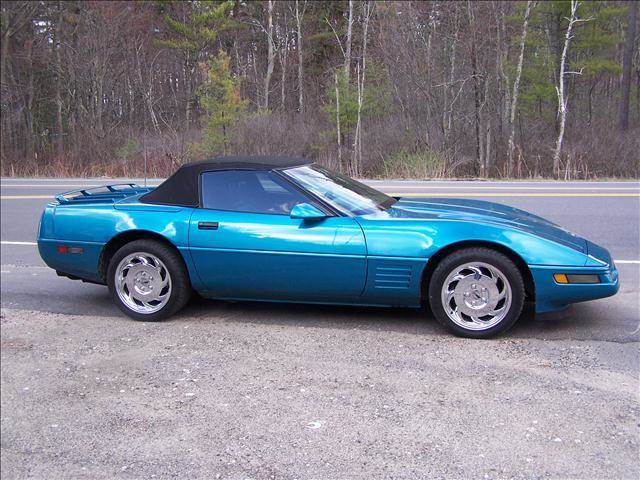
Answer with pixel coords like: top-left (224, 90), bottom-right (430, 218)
top-left (37, 156), bottom-right (619, 338)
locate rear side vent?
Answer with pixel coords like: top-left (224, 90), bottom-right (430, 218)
top-left (374, 263), bottom-right (413, 290)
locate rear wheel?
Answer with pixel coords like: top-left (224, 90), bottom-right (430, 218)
top-left (107, 239), bottom-right (191, 322)
top-left (428, 248), bottom-right (525, 338)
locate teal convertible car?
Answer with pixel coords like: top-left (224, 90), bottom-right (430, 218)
top-left (38, 156), bottom-right (618, 338)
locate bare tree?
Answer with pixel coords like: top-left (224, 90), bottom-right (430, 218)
top-left (334, 71), bottom-right (342, 168)
top-left (507, 0), bottom-right (534, 177)
top-left (52, 1), bottom-right (65, 158)
top-left (353, 1), bottom-right (373, 175)
top-left (294, 0), bottom-right (306, 113)
top-left (444, 20), bottom-right (460, 149)
top-left (277, 6), bottom-right (290, 111)
top-left (494, 1), bottom-right (511, 140)
top-left (0, 1), bottom-right (38, 94)
top-left (553, 0), bottom-right (582, 176)
top-left (618, 1), bottom-right (637, 132)
top-left (263, 0), bottom-right (275, 110)
top-left (467, 1), bottom-right (483, 176)
top-left (345, 0), bottom-right (354, 81)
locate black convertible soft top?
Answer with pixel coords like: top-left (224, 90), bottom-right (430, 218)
top-left (139, 155), bottom-right (311, 207)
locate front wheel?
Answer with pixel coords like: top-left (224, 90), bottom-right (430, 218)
top-left (428, 248), bottom-right (525, 338)
top-left (107, 239), bottom-right (191, 322)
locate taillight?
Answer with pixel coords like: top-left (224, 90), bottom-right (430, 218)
top-left (57, 245), bottom-right (83, 254)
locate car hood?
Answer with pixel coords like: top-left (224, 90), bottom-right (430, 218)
top-left (383, 197), bottom-right (587, 253)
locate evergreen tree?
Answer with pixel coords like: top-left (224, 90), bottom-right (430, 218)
top-left (157, 0), bottom-right (237, 56)
top-left (156, 0), bottom-right (238, 129)
top-left (196, 50), bottom-right (246, 156)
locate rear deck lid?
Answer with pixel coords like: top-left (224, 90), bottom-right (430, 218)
top-left (55, 184), bottom-right (153, 205)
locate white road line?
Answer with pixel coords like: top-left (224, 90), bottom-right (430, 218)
top-left (365, 180), bottom-right (640, 185)
top-left (1, 184), bottom-right (102, 188)
top-left (1, 184), bottom-right (161, 188)
top-left (376, 186), bottom-right (640, 190)
top-left (1, 240), bottom-right (637, 265)
top-left (385, 192), bottom-right (640, 198)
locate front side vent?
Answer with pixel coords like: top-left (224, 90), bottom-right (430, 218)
top-left (374, 263), bottom-right (412, 290)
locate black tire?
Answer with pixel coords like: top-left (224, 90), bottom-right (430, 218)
top-left (428, 247), bottom-right (525, 339)
top-left (107, 239), bottom-right (191, 322)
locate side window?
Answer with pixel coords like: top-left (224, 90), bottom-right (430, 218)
top-left (200, 170), bottom-right (310, 215)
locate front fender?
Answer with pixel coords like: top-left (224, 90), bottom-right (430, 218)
top-left (357, 217), bottom-right (589, 267)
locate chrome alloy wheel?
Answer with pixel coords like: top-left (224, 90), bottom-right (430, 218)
top-left (115, 252), bottom-right (172, 314)
top-left (440, 262), bottom-right (512, 331)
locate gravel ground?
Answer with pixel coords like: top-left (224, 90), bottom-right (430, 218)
top-left (1, 304), bottom-right (638, 479)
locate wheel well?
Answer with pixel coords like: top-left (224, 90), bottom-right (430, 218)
top-left (420, 241), bottom-right (535, 303)
top-left (98, 230), bottom-right (182, 282)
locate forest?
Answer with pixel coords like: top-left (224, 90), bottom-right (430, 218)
top-left (1, 0), bottom-right (638, 179)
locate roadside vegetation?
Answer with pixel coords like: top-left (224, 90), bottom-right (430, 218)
top-left (0, 0), bottom-right (638, 179)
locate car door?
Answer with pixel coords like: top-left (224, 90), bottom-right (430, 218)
top-left (189, 170), bottom-right (367, 301)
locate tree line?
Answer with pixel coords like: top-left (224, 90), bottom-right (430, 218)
top-left (1, 0), bottom-right (638, 178)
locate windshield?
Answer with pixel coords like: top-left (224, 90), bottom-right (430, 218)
top-left (283, 165), bottom-right (396, 216)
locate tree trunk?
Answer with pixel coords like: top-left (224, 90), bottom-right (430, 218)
top-left (353, 62), bottom-right (362, 176)
top-left (185, 59), bottom-right (192, 131)
top-left (444, 29), bottom-right (458, 148)
top-left (280, 47), bottom-right (287, 111)
top-left (95, 72), bottom-right (104, 136)
top-left (278, 9), bottom-right (289, 111)
top-left (353, 1), bottom-right (373, 175)
top-left (25, 37), bottom-right (35, 161)
top-left (295, 0), bottom-right (305, 113)
top-left (335, 71), bottom-right (342, 169)
top-left (618, 1), bottom-right (637, 132)
top-left (494, 1), bottom-right (511, 142)
top-left (588, 81), bottom-right (596, 126)
top-left (66, 4), bottom-right (78, 143)
top-left (507, 0), bottom-right (533, 177)
top-left (468, 2), bottom-right (481, 176)
top-left (53, 1), bottom-right (65, 158)
top-left (345, 0), bottom-right (354, 81)
top-left (1, 29), bottom-right (11, 96)
top-left (553, 0), bottom-right (579, 177)
top-left (485, 122), bottom-right (491, 176)
top-left (263, 0), bottom-right (275, 111)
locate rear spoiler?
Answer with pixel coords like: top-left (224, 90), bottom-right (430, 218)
top-left (55, 183), bottom-right (153, 204)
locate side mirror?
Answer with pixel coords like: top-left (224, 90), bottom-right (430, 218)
top-left (290, 203), bottom-right (328, 220)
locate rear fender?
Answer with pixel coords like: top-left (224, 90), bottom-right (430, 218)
top-left (38, 203), bottom-right (200, 287)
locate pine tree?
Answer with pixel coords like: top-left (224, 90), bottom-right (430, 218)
top-left (196, 50), bottom-right (246, 156)
top-left (157, 0), bottom-right (237, 55)
top-left (156, 0), bottom-right (238, 130)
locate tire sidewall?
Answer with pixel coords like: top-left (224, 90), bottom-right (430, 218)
top-left (107, 239), bottom-right (190, 322)
top-left (428, 248), bottom-right (525, 338)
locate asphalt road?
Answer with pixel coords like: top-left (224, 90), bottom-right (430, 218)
top-left (1, 178), bottom-right (639, 479)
